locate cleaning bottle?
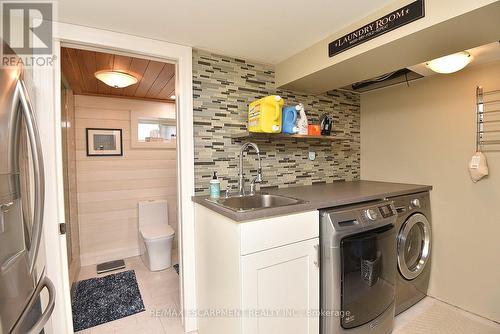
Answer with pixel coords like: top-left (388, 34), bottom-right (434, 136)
top-left (248, 95), bottom-right (284, 133)
top-left (296, 104), bottom-right (308, 135)
top-left (209, 171), bottom-right (221, 198)
top-left (282, 105), bottom-right (299, 134)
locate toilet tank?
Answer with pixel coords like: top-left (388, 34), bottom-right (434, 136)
top-left (138, 200), bottom-right (169, 227)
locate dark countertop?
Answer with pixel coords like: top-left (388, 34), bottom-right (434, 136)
top-left (192, 180), bottom-right (432, 222)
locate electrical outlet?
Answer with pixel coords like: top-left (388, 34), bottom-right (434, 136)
top-left (308, 151), bottom-right (316, 161)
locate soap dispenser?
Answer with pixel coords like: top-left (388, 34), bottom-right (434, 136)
top-left (209, 171), bottom-right (221, 198)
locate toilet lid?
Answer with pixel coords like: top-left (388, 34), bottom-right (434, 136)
top-left (141, 224), bottom-right (175, 240)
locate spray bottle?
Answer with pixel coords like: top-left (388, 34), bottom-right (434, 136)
top-left (296, 104), bottom-right (308, 135)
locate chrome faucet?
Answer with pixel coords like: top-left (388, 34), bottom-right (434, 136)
top-left (238, 142), bottom-right (263, 196)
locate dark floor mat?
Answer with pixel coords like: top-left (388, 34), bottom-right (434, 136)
top-left (72, 270), bottom-right (145, 331)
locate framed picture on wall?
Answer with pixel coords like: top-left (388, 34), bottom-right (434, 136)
top-left (86, 128), bottom-right (123, 156)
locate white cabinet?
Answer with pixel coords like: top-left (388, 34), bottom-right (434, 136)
top-left (241, 238), bottom-right (319, 334)
top-left (195, 204), bottom-right (319, 334)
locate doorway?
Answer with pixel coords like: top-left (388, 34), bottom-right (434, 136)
top-left (60, 46), bottom-right (183, 333)
top-left (33, 25), bottom-right (195, 333)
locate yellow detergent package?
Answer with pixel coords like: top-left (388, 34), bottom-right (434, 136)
top-left (248, 95), bottom-right (283, 133)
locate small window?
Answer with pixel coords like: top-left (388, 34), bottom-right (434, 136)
top-left (131, 109), bottom-right (176, 149)
top-left (138, 119), bottom-right (176, 142)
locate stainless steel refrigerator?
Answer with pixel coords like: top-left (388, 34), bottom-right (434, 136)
top-left (0, 40), bottom-right (55, 334)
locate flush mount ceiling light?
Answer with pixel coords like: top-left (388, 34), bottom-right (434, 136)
top-left (170, 95), bottom-right (176, 99)
top-left (426, 51), bottom-right (472, 74)
top-left (94, 70), bottom-right (138, 88)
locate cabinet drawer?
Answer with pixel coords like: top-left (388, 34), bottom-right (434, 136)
top-left (240, 210), bottom-right (319, 255)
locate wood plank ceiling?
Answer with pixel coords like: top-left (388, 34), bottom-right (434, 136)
top-left (61, 47), bottom-right (175, 103)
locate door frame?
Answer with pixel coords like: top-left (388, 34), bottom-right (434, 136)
top-left (34, 22), bottom-right (196, 333)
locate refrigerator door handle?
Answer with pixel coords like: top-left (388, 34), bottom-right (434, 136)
top-left (11, 275), bottom-right (56, 334)
top-left (17, 79), bottom-right (45, 274)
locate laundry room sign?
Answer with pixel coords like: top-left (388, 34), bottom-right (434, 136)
top-left (328, 0), bottom-right (425, 57)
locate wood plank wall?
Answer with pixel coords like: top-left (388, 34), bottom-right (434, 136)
top-left (74, 95), bottom-right (177, 266)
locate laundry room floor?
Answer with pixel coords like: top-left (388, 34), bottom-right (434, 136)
top-left (74, 249), bottom-right (184, 334)
top-left (73, 250), bottom-right (499, 334)
top-left (394, 297), bottom-right (500, 334)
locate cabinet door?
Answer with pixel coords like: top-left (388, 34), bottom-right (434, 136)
top-left (241, 238), bottom-right (319, 334)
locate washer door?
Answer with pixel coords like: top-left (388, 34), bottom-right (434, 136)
top-left (397, 213), bottom-right (431, 280)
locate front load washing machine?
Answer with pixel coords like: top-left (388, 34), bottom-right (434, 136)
top-left (320, 200), bottom-right (397, 334)
top-left (389, 192), bottom-right (432, 315)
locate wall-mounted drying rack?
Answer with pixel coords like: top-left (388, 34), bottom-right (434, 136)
top-left (476, 86), bottom-right (500, 152)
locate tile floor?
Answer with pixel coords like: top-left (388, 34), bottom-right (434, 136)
top-left (394, 297), bottom-right (500, 334)
top-left (75, 252), bottom-right (185, 334)
top-left (73, 255), bottom-right (499, 334)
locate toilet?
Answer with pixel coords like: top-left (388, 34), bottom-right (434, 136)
top-left (138, 200), bottom-right (175, 271)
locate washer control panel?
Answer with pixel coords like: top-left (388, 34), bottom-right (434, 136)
top-left (390, 191), bottom-right (430, 214)
top-left (323, 200), bottom-right (397, 232)
top-left (362, 203), bottom-right (395, 224)
top-left (365, 208), bottom-right (379, 221)
top-left (379, 203), bottom-right (395, 218)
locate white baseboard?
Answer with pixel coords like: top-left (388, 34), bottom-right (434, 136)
top-left (80, 247), bottom-right (140, 267)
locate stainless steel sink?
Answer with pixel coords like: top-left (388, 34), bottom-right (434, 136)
top-left (206, 193), bottom-right (306, 212)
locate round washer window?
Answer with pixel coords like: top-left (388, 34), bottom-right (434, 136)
top-left (397, 213), bottom-right (431, 280)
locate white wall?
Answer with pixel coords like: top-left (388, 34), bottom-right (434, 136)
top-left (74, 95), bottom-right (177, 266)
top-left (361, 60), bottom-right (500, 322)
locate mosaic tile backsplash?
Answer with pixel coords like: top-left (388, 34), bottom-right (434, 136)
top-left (193, 49), bottom-right (360, 194)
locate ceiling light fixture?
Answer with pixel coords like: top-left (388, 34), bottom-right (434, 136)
top-left (426, 51), bottom-right (472, 74)
top-left (94, 70), bottom-right (138, 88)
top-left (170, 95), bottom-right (176, 100)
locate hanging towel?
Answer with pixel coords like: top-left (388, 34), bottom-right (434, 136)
top-left (468, 151), bottom-right (489, 182)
